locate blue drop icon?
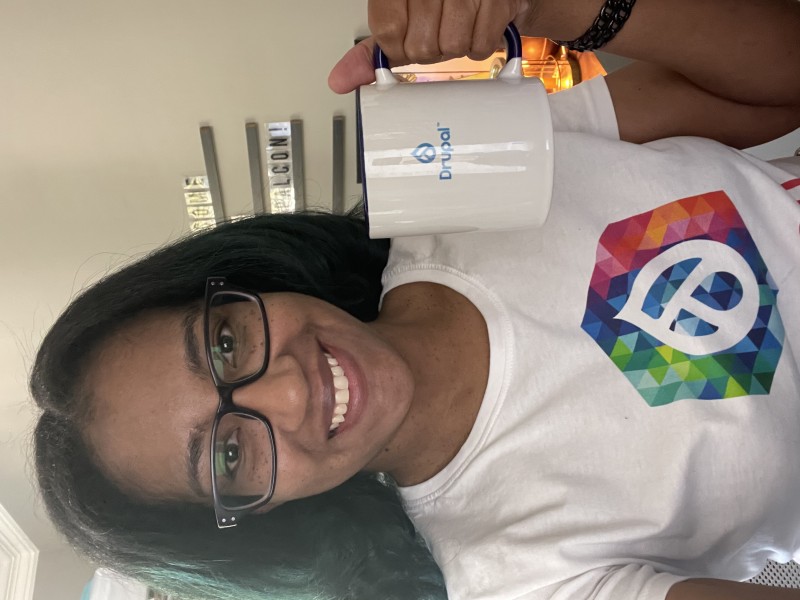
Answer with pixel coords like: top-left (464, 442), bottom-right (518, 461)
top-left (412, 143), bottom-right (437, 164)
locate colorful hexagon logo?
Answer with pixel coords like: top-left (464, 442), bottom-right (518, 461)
top-left (581, 191), bottom-right (784, 406)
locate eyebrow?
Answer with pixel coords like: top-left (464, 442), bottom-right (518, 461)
top-left (186, 425), bottom-right (207, 500)
top-left (182, 305), bottom-right (207, 378)
top-left (182, 304), bottom-right (210, 499)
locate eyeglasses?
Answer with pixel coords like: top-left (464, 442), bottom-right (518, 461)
top-left (204, 277), bottom-right (276, 528)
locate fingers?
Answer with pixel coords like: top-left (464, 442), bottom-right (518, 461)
top-left (328, 37), bottom-right (378, 94)
top-left (369, 0), bottom-right (479, 66)
top-left (469, 0), bottom-right (519, 60)
top-left (368, 0), bottom-right (412, 65)
top-left (439, 0), bottom-right (479, 58)
top-left (368, 0), bottom-right (522, 66)
top-left (405, 0), bottom-right (444, 63)
top-left (331, 0), bottom-right (532, 94)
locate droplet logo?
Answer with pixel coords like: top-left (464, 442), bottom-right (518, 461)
top-left (615, 239), bottom-right (759, 356)
top-left (412, 143), bottom-right (437, 164)
top-left (580, 192), bottom-right (784, 406)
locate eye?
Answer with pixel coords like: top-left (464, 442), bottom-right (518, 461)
top-left (216, 323), bottom-right (237, 364)
top-left (219, 429), bottom-right (241, 479)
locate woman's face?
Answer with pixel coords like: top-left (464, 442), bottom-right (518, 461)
top-left (83, 292), bottom-right (415, 509)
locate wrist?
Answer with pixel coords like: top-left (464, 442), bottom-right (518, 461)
top-left (555, 0), bottom-right (637, 52)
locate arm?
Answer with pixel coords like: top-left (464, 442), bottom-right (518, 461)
top-left (604, 62), bottom-right (800, 148)
top-left (667, 578), bottom-right (800, 600)
top-left (329, 0), bottom-right (800, 147)
top-left (528, 0), bottom-right (800, 147)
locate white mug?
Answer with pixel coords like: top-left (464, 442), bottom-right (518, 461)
top-left (358, 24), bottom-right (555, 238)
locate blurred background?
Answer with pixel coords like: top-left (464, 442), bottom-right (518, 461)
top-left (1, 1), bottom-right (798, 598)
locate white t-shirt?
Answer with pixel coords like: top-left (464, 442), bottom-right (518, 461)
top-left (381, 76), bottom-right (800, 600)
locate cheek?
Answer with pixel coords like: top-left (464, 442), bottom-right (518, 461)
top-left (271, 442), bottom-right (363, 503)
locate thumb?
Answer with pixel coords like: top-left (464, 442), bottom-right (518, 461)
top-left (328, 37), bottom-right (378, 94)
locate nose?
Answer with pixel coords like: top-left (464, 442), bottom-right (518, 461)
top-left (229, 353), bottom-right (309, 433)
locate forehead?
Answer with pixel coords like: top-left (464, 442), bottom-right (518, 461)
top-left (83, 308), bottom-right (213, 502)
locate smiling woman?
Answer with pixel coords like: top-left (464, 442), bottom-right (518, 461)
top-left (31, 211), bottom-right (446, 600)
top-left (28, 0), bottom-right (800, 598)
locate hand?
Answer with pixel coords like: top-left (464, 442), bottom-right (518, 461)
top-left (328, 0), bottom-right (535, 94)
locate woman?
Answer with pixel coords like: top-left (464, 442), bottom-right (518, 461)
top-left (32, 0), bottom-right (800, 599)
top-left (33, 212), bottom-right (446, 600)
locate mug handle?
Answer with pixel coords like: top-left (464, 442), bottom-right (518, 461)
top-left (373, 22), bottom-right (523, 89)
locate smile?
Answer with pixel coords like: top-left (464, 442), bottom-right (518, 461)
top-left (324, 352), bottom-right (350, 432)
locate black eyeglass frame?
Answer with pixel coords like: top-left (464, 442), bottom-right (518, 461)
top-left (204, 276), bottom-right (277, 529)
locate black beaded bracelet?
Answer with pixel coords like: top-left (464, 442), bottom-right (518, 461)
top-left (554, 0), bottom-right (637, 52)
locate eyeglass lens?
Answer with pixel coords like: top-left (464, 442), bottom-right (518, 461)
top-left (213, 413), bottom-right (274, 509)
top-left (207, 291), bottom-right (274, 509)
top-left (207, 292), bottom-right (267, 384)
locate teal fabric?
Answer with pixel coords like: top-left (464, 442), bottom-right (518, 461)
top-left (80, 579), bottom-right (93, 600)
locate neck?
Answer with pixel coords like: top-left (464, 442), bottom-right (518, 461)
top-left (365, 282), bottom-right (489, 486)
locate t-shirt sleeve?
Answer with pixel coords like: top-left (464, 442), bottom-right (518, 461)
top-left (547, 75), bottom-right (620, 140)
top-left (768, 156), bottom-right (800, 179)
top-left (527, 564), bottom-right (687, 600)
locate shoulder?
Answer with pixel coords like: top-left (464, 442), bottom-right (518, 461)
top-left (548, 76), bottom-right (620, 139)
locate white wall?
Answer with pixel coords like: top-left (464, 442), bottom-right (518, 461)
top-left (0, 0), bottom-right (369, 598)
top-left (1, 4), bottom-right (798, 600)
top-left (33, 547), bottom-right (96, 600)
top-left (748, 135), bottom-right (800, 161)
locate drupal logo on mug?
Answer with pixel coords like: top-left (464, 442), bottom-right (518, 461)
top-left (412, 143), bottom-right (437, 164)
top-left (411, 125), bottom-right (454, 179)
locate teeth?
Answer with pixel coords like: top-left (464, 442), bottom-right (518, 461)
top-left (324, 352), bottom-right (350, 431)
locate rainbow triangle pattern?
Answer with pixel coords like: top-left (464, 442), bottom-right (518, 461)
top-left (581, 191), bottom-right (784, 406)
